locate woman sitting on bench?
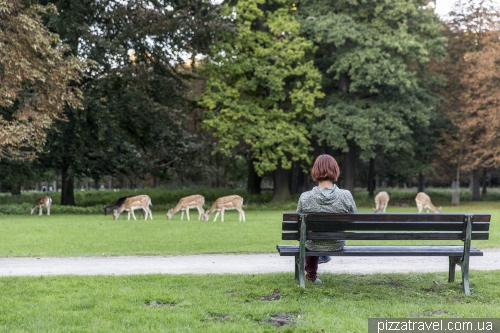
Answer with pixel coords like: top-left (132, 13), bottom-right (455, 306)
top-left (296, 154), bottom-right (357, 284)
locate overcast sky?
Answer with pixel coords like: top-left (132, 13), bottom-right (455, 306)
top-left (434, 0), bottom-right (458, 18)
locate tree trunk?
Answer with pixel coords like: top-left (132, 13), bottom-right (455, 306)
top-left (290, 161), bottom-right (301, 195)
top-left (339, 73), bottom-right (351, 93)
top-left (247, 158), bottom-right (261, 194)
top-left (452, 146), bottom-right (462, 206)
top-left (10, 183), bottom-right (21, 195)
top-left (118, 174), bottom-right (125, 189)
top-left (481, 167), bottom-right (488, 195)
top-left (342, 141), bottom-right (356, 194)
top-left (418, 172), bottom-right (425, 193)
top-left (471, 167), bottom-right (480, 201)
top-left (296, 166), bottom-right (309, 193)
top-left (93, 176), bottom-right (100, 190)
top-left (272, 160), bottom-right (291, 202)
top-left (367, 158), bottom-right (375, 197)
top-left (61, 166), bottom-right (75, 206)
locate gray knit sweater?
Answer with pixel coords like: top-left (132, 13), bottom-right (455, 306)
top-left (296, 185), bottom-right (357, 251)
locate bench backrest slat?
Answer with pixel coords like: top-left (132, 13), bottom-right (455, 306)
top-left (309, 232), bottom-right (490, 240)
top-left (283, 221), bottom-right (491, 231)
top-left (283, 212), bottom-right (491, 223)
top-left (282, 232), bottom-right (490, 241)
top-left (282, 212), bottom-right (491, 242)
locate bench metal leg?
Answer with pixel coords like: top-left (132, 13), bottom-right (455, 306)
top-left (462, 260), bottom-right (470, 296)
top-left (298, 215), bottom-right (307, 288)
top-left (461, 215), bottom-right (472, 295)
top-left (449, 215), bottom-right (473, 295)
top-left (448, 256), bottom-right (459, 283)
top-left (452, 257), bottom-right (471, 295)
top-left (294, 256), bottom-right (299, 280)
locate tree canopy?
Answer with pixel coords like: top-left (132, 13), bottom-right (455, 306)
top-left (199, 0), bottom-right (324, 176)
top-left (297, 0), bottom-right (446, 191)
top-left (3, 0), bottom-right (500, 200)
top-left (0, 0), bottom-right (84, 161)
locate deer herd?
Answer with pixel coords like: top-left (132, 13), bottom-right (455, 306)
top-left (28, 190), bottom-right (441, 219)
top-left (373, 191), bottom-right (441, 213)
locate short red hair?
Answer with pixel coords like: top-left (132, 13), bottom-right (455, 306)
top-left (311, 154), bottom-right (340, 182)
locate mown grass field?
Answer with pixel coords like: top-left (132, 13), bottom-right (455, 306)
top-left (1, 271), bottom-right (500, 332)
top-left (1, 188), bottom-right (499, 332)
top-left (0, 204), bottom-right (499, 257)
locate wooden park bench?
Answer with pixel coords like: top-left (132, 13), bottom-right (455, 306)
top-left (277, 212), bottom-right (490, 295)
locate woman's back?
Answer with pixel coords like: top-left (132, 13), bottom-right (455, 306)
top-left (297, 185), bottom-right (357, 251)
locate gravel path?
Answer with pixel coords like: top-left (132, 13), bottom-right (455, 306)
top-left (1, 249), bottom-right (500, 277)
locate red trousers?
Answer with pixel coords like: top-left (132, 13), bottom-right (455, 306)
top-left (305, 256), bottom-right (319, 280)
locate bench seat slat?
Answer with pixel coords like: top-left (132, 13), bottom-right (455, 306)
top-left (276, 245), bottom-right (484, 257)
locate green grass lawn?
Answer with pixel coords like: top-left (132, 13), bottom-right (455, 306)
top-left (1, 200), bottom-right (499, 332)
top-left (1, 271), bottom-right (499, 332)
top-left (0, 204), bottom-right (499, 257)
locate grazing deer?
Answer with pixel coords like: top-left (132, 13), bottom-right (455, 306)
top-left (105, 196), bottom-right (144, 219)
top-left (30, 196), bottom-right (52, 216)
top-left (166, 195), bottom-right (205, 221)
top-left (415, 192), bottom-right (441, 213)
top-left (113, 195), bottom-right (152, 220)
top-left (202, 195), bottom-right (245, 222)
top-left (374, 191), bottom-right (389, 213)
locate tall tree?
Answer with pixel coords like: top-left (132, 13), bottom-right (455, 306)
top-left (0, 0), bottom-right (83, 161)
top-left (199, 0), bottom-right (324, 201)
top-left (40, 0), bottom-right (229, 204)
top-left (433, 0), bottom-right (500, 202)
top-left (298, 0), bottom-right (446, 193)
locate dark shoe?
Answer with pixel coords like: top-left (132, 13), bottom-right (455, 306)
top-left (307, 278), bottom-right (322, 284)
top-left (318, 256), bottom-right (331, 264)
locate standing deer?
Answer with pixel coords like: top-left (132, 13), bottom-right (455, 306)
top-left (415, 192), bottom-right (441, 213)
top-left (374, 191), bottom-right (389, 213)
top-left (202, 195), bottom-right (245, 222)
top-left (113, 195), bottom-right (153, 220)
top-left (30, 196), bottom-right (52, 216)
top-left (105, 196), bottom-right (144, 219)
top-left (166, 195), bottom-right (205, 221)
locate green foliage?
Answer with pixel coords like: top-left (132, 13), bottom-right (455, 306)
top-left (199, 0), bottom-right (324, 175)
top-left (1, 271), bottom-right (500, 332)
top-left (298, 0), bottom-right (447, 161)
top-left (39, 0), bottom-right (231, 204)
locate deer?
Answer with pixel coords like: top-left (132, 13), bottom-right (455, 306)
top-left (415, 192), bottom-right (441, 213)
top-left (30, 196), bottom-right (52, 216)
top-left (202, 195), bottom-right (245, 222)
top-left (113, 195), bottom-right (153, 220)
top-left (373, 191), bottom-right (389, 213)
top-left (166, 194), bottom-right (205, 221)
top-left (105, 196), bottom-right (144, 219)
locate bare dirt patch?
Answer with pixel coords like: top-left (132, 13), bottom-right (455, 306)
top-left (144, 300), bottom-right (176, 308)
top-left (261, 288), bottom-right (281, 301)
top-left (206, 313), bottom-right (230, 322)
top-left (265, 313), bottom-right (299, 327)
